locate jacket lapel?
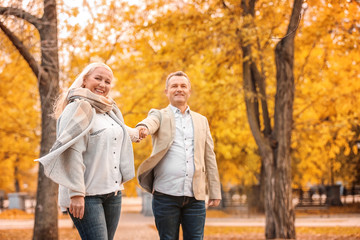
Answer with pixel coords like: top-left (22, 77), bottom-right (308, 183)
top-left (166, 106), bottom-right (175, 140)
top-left (190, 110), bottom-right (199, 156)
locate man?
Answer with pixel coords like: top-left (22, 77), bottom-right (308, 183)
top-left (136, 71), bottom-right (221, 240)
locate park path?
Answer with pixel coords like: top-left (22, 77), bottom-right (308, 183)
top-left (114, 212), bottom-right (158, 240)
top-left (2, 212), bottom-right (360, 230)
top-left (1, 212), bottom-right (360, 240)
top-left (1, 197), bottom-right (360, 239)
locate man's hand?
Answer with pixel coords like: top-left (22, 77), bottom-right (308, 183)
top-left (137, 126), bottom-right (149, 140)
top-left (208, 199), bottom-right (221, 207)
top-left (69, 196), bottom-right (85, 219)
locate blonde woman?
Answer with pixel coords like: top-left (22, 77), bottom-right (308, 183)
top-left (37, 62), bottom-right (138, 240)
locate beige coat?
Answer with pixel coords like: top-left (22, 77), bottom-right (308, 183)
top-left (137, 106), bottom-right (221, 200)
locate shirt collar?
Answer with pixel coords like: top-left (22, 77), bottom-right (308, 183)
top-left (169, 104), bottom-right (190, 114)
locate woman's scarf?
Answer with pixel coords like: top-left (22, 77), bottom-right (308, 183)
top-left (67, 87), bottom-right (114, 113)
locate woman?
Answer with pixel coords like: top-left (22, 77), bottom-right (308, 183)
top-left (37, 62), bottom-right (137, 240)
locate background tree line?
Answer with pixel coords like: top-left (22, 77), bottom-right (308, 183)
top-left (1, 0), bottom-right (359, 239)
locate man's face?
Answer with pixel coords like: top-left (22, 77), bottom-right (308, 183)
top-left (165, 76), bottom-right (191, 107)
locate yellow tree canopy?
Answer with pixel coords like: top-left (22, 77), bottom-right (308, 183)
top-left (1, 0), bottom-right (359, 195)
top-left (0, 33), bottom-right (40, 193)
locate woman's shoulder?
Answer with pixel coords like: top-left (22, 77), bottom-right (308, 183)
top-left (62, 99), bottom-right (92, 116)
top-left (58, 99), bottom-right (94, 127)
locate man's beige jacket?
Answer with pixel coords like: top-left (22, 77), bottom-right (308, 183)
top-left (137, 106), bottom-right (221, 201)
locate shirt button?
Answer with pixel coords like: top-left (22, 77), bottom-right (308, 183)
top-left (115, 138), bottom-right (117, 140)
top-left (115, 181), bottom-right (118, 183)
top-left (186, 174), bottom-right (188, 176)
top-left (113, 152), bottom-right (116, 154)
top-left (114, 166), bottom-right (117, 169)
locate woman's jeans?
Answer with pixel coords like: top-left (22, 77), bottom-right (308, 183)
top-left (68, 191), bottom-right (122, 240)
top-left (152, 191), bottom-right (206, 240)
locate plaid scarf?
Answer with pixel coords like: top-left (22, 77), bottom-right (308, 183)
top-left (68, 88), bottom-right (114, 113)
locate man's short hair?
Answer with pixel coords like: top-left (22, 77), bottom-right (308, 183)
top-left (165, 71), bottom-right (191, 89)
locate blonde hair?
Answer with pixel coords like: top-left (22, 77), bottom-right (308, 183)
top-left (53, 62), bottom-right (113, 118)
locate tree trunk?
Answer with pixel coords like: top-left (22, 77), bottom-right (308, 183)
top-left (14, 155), bottom-right (20, 192)
top-left (33, 1), bottom-right (59, 239)
top-left (240, 0), bottom-right (302, 238)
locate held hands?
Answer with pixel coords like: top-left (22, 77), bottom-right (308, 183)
top-left (126, 126), bottom-right (149, 143)
top-left (136, 126), bottom-right (149, 141)
top-left (69, 196), bottom-right (85, 219)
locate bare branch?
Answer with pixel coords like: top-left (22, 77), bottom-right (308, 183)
top-left (0, 20), bottom-right (40, 78)
top-left (0, 7), bottom-right (42, 30)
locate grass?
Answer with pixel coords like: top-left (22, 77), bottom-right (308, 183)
top-left (0, 228), bottom-right (80, 240)
top-left (204, 226), bottom-right (360, 240)
top-left (0, 209), bottom-right (34, 219)
top-left (1, 226), bottom-right (360, 240)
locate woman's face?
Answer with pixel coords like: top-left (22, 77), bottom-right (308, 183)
top-left (83, 67), bottom-right (113, 97)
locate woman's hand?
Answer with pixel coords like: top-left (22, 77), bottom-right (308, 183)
top-left (69, 196), bottom-right (85, 219)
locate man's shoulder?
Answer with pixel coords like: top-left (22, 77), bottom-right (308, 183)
top-left (149, 106), bottom-right (170, 114)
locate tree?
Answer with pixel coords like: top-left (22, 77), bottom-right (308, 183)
top-left (0, 0), bottom-right (59, 239)
top-left (240, 0), bottom-right (302, 238)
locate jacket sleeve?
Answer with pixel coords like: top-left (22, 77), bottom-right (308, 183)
top-left (57, 104), bottom-right (89, 198)
top-left (64, 138), bottom-right (88, 198)
top-left (39, 100), bottom-right (93, 197)
top-left (125, 126), bottom-right (140, 142)
top-left (204, 118), bottom-right (222, 200)
top-left (136, 109), bottom-right (161, 135)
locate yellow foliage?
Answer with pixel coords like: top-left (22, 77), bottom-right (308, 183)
top-left (0, 32), bottom-right (40, 193)
top-left (353, 145), bottom-right (358, 156)
top-left (2, 0), bottom-right (360, 197)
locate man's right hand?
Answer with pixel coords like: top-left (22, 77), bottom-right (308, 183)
top-left (137, 126), bottom-right (149, 140)
top-left (69, 196), bottom-right (85, 219)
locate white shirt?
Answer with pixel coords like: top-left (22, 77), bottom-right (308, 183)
top-left (84, 113), bottom-right (125, 195)
top-left (65, 112), bottom-right (125, 200)
top-left (153, 105), bottom-right (195, 197)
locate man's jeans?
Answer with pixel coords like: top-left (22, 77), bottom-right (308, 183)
top-left (68, 191), bottom-right (122, 240)
top-left (152, 192), bottom-right (206, 240)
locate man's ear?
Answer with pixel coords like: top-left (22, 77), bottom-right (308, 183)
top-left (164, 88), bottom-right (168, 95)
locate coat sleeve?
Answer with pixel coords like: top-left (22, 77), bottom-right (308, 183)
top-left (63, 138), bottom-right (88, 198)
top-left (136, 108), bottom-right (161, 135)
top-left (125, 126), bottom-right (140, 142)
top-left (56, 101), bottom-right (90, 197)
top-left (204, 118), bottom-right (222, 200)
top-left (37, 100), bottom-right (94, 196)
